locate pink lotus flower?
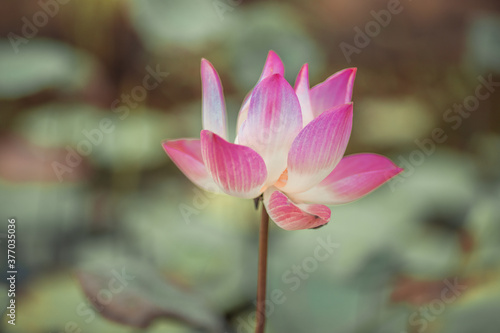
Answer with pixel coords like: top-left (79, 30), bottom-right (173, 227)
top-left (163, 51), bottom-right (403, 230)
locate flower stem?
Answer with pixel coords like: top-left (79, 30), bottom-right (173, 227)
top-left (255, 204), bottom-right (269, 333)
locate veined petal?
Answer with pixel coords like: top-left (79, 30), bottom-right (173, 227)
top-left (291, 154), bottom-right (403, 204)
top-left (200, 130), bottom-right (267, 199)
top-left (201, 59), bottom-right (227, 139)
top-left (264, 188), bottom-right (330, 230)
top-left (294, 64), bottom-right (314, 126)
top-left (162, 139), bottom-right (222, 193)
top-left (236, 51), bottom-right (285, 135)
top-left (310, 68), bottom-right (356, 118)
top-left (281, 103), bottom-right (353, 193)
top-left (238, 74), bottom-right (302, 186)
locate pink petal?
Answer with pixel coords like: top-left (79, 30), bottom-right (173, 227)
top-left (201, 59), bottom-right (227, 139)
top-left (310, 68), bottom-right (356, 118)
top-left (236, 51), bottom-right (285, 134)
top-left (257, 50), bottom-right (285, 82)
top-left (281, 103), bottom-right (353, 193)
top-left (162, 139), bottom-right (222, 193)
top-left (264, 189), bottom-right (330, 230)
top-left (238, 74), bottom-right (302, 186)
top-left (200, 130), bottom-right (267, 199)
top-left (294, 64), bottom-right (314, 126)
top-left (291, 154), bottom-right (403, 204)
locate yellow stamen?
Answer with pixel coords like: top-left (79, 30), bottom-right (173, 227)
top-left (274, 168), bottom-right (288, 188)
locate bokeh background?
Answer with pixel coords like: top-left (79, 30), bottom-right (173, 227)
top-left (1, 0), bottom-right (500, 332)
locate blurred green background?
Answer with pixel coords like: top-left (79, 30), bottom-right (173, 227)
top-left (1, 0), bottom-right (500, 332)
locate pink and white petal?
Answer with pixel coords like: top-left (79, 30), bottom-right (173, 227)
top-left (162, 139), bottom-right (222, 194)
top-left (236, 51), bottom-right (285, 135)
top-left (263, 188), bottom-right (330, 230)
top-left (238, 74), bottom-right (302, 186)
top-left (201, 59), bottom-right (227, 139)
top-left (310, 68), bottom-right (356, 118)
top-left (291, 153), bottom-right (404, 205)
top-left (258, 50), bottom-right (285, 82)
top-left (294, 64), bottom-right (314, 126)
top-left (281, 103), bottom-right (353, 194)
top-left (200, 130), bottom-right (267, 199)
top-left (235, 91), bottom-right (252, 137)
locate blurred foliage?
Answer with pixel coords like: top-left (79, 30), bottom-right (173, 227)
top-left (129, 0), bottom-right (228, 51)
top-left (0, 39), bottom-right (96, 99)
top-left (466, 14), bottom-right (500, 74)
top-left (1, 0), bottom-right (500, 332)
top-left (76, 258), bottom-right (224, 331)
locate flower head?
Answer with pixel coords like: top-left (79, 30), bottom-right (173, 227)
top-left (163, 51), bottom-right (403, 230)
